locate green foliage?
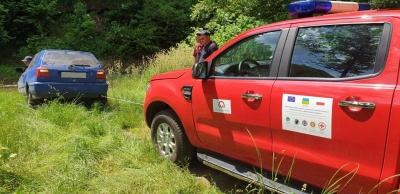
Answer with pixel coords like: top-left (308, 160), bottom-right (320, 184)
top-left (204, 10), bottom-right (268, 46)
top-left (0, 4), bottom-right (11, 47)
top-left (0, 0), bottom-right (59, 60)
top-left (101, 0), bottom-right (195, 61)
top-left (370, 0), bottom-right (400, 8)
top-left (3, 0), bottom-right (58, 41)
top-left (61, 2), bottom-right (100, 51)
top-left (1, 0), bottom-right (400, 67)
top-left (1, 0), bottom-right (196, 65)
top-left (0, 64), bottom-right (21, 85)
top-left (18, 2), bottom-right (109, 58)
top-left (190, 0), bottom-right (291, 23)
top-left (0, 65), bottom-right (20, 78)
top-left (190, 0), bottom-right (290, 47)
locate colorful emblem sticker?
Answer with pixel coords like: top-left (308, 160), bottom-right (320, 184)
top-left (282, 94), bottom-right (333, 139)
top-left (310, 121), bottom-right (316, 128)
top-left (213, 99), bottom-right (232, 114)
top-left (302, 120), bottom-right (308, 126)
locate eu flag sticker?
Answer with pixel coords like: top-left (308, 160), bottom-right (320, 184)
top-left (287, 96), bottom-right (295, 102)
top-left (302, 98), bottom-right (309, 105)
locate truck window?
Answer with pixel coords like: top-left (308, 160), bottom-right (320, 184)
top-left (289, 24), bottom-right (384, 78)
top-left (211, 31), bottom-right (281, 77)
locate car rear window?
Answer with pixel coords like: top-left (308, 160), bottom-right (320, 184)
top-left (42, 51), bottom-right (100, 67)
top-left (289, 24), bottom-right (384, 78)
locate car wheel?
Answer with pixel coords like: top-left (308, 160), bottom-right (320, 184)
top-left (98, 96), bottom-right (107, 105)
top-left (151, 109), bottom-right (195, 166)
top-left (27, 90), bottom-right (42, 107)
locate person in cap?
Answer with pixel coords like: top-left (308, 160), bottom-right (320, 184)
top-left (193, 31), bottom-right (203, 64)
top-left (197, 30), bottom-right (218, 62)
top-left (21, 56), bottom-right (33, 71)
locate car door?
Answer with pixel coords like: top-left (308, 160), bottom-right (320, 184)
top-left (270, 18), bottom-right (397, 193)
top-left (191, 24), bottom-right (289, 167)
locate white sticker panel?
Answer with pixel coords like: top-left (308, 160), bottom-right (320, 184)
top-left (61, 72), bottom-right (86, 79)
top-left (282, 94), bottom-right (333, 139)
top-left (213, 99), bottom-right (232, 114)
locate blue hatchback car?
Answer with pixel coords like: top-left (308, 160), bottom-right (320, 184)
top-left (16, 49), bottom-right (108, 106)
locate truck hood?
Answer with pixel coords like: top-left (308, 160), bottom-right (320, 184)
top-left (150, 68), bottom-right (190, 81)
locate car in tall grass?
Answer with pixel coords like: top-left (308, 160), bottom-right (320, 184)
top-left (16, 49), bottom-right (108, 106)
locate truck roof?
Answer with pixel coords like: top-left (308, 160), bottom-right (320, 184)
top-left (257, 9), bottom-right (400, 30)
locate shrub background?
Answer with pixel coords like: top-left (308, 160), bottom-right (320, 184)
top-left (1, 0), bottom-right (397, 68)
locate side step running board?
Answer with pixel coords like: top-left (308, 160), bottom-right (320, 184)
top-left (197, 151), bottom-right (308, 194)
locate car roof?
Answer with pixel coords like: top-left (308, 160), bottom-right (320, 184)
top-left (42, 49), bottom-right (94, 55)
top-left (251, 9), bottom-right (400, 31)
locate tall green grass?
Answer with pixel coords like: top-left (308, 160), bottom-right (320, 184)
top-left (0, 45), bottom-right (224, 193)
top-left (0, 64), bottom-right (21, 85)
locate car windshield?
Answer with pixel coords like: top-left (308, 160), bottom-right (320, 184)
top-left (42, 50), bottom-right (99, 67)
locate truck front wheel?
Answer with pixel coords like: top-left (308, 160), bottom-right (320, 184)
top-left (151, 109), bottom-right (195, 166)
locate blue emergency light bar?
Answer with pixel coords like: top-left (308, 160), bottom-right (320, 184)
top-left (288, 0), bottom-right (371, 15)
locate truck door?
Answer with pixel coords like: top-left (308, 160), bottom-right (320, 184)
top-left (191, 25), bottom-right (288, 167)
top-left (270, 18), bottom-right (397, 193)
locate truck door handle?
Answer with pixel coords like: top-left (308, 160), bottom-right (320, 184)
top-left (338, 100), bottom-right (376, 109)
top-left (242, 93), bottom-right (262, 100)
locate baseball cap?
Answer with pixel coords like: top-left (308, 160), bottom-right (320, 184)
top-left (196, 30), bottom-right (210, 36)
top-left (22, 56), bottom-right (33, 62)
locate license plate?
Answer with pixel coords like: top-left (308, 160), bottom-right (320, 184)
top-left (61, 72), bottom-right (87, 78)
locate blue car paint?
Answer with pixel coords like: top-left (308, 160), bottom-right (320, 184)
top-left (28, 82), bottom-right (108, 98)
top-left (17, 49), bottom-right (108, 101)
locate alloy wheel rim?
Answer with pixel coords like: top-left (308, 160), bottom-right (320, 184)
top-left (156, 123), bottom-right (176, 157)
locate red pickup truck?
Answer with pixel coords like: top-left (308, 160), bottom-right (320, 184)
top-left (144, 1), bottom-right (400, 193)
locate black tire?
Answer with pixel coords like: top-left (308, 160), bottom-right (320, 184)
top-left (151, 109), bottom-right (196, 166)
top-left (27, 90), bottom-right (42, 107)
top-left (98, 96), bottom-right (107, 105)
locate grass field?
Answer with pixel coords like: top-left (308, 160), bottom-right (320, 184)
top-left (4, 45), bottom-right (395, 194)
top-left (0, 46), bottom-right (249, 193)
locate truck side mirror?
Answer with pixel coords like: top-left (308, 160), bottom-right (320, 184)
top-left (15, 67), bottom-right (25, 73)
top-left (192, 62), bottom-right (208, 79)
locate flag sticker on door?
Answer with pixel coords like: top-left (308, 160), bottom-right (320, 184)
top-left (213, 99), bottom-right (232, 114)
top-left (287, 96), bottom-right (296, 102)
top-left (282, 94), bottom-right (333, 139)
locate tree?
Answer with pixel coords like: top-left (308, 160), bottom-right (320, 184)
top-left (190, 0), bottom-right (292, 46)
top-left (1, 0), bottom-right (58, 59)
top-left (1, 0), bottom-right (399, 64)
top-left (0, 4), bottom-right (11, 47)
top-left (370, 0), bottom-right (400, 9)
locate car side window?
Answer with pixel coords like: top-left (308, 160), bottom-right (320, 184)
top-left (289, 24), bottom-right (384, 78)
top-left (26, 54), bottom-right (38, 70)
top-left (211, 31), bottom-right (281, 77)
